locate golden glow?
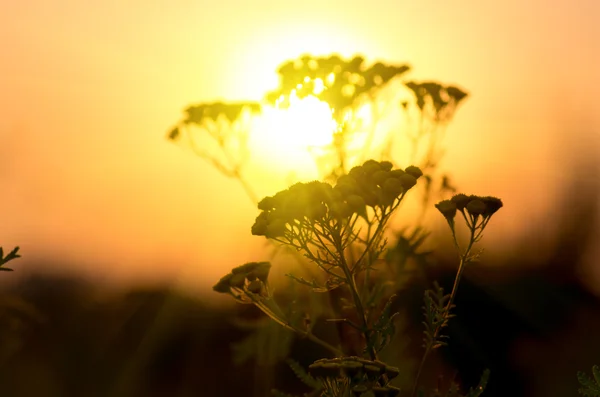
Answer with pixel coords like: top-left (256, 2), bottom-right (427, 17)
top-left (251, 92), bottom-right (338, 170)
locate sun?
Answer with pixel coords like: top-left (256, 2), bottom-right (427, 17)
top-left (250, 90), bottom-right (338, 173)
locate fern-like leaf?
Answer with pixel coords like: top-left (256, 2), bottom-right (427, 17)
top-left (0, 246), bottom-right (20, 271)
top-left (371, 294), bottom-right (399, 353)
top-left (286, 359), bottom-right (322, 390)
top-left (422, 282), bottom-right (453, 351)
top-left (578, 365), bottom-right (600, 396)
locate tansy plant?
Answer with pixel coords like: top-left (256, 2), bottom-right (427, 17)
top-left (213, 159), bottom-right (502, 397)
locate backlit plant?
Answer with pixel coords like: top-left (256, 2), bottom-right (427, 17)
top-left (213, 159), bottom-right (502, 396)
top-left (169, 53), bottom-right (508, 396)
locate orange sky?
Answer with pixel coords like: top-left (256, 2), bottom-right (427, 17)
top-left (1, 0), bottom-right (599, 295)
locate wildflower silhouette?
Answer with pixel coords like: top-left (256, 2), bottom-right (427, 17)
top-left (410, 195), bottom-right (502, 396)
top-left (213, 158), bottom-right (503, 396)
top-left (167, 54), bottom-right (467, 206)
top-left (214, 160), bottom-right (423, 395)
top-left (170, 53), bottom-right (490, 396)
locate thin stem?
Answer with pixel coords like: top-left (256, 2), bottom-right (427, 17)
top-left (251, 296), bottom-right (343, 357)
top-left (232, 168), bottom-right (258, 204)
top-left (411, 224), bottom-right (477, 396)
top-left (446, 227), bottom-right (477, 312)
top-left (332, 230), bottom-right (378, 361)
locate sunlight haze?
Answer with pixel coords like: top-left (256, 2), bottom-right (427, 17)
top-left (1, 0), bottom-right (599, 295)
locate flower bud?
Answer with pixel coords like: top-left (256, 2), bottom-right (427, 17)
top-left (372, 170), bottom-right (389, 185)
top-left (383, 178), bottom-right (403, 198)
top-left (253, 262), bottom-right (271, 282)
top-left (399, 173), bottom-right (417, 190)
top-left (212, 273), bottom-right (233, 293)
top-left (330, 201), bottom-right (352, 219)
top-left (481, 196), bottom-right (503, 216)
top-left (404, 165), bottom-right (423, 179)
top-left (389, 169), bottom-right (406, 179)
top-left (379, 161), bottom-right (393, 171)
top-left (466, 199), bottom-right (486, 216)
top-left (335, 182), bottom-right (357, 196)
top-left (246, 280), bottom-right (262, 293)
top-left (362, 160), bottom-right (381, 175)
top-left (451, 193), bottom-right (470, 211)
top-left (346, 194), bottom-right (367, 216)
top-left (435, 199), bottom-right (457, 220)
top-left (362, 191), bottom-right (379, 207)
top-left (348, 166), bottom-right (366, 180)
top-left (265, 219), bottom-right (287, 238)
top-left (257, 196), bottom-right (275, 210)
top-left (229, 273), bottom-right (246, 288)
top-left (309, 361), bottom-right (341, 379)
top-left (340, 361), bottom-right (363, 378)
top-left (251, 213), bottom-right (268, 236)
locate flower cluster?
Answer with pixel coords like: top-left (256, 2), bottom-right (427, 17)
top-left (435, 194), bottom-right (503, 228)
top-left (212, 261), bottom-right (271, 297)
top-left (251, 160), bottom-right (423, 239)
top-left (309, 356), bottom-right (401, 396)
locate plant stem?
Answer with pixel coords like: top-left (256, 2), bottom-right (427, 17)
top-left (332, 230), bottom-right (378, 361)
top-left (411, 226), bottom-right (477, 396)
top-left (446, 229), bottom-right (476, 312)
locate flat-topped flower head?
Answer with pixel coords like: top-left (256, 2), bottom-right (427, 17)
top-left (251, 160), bottom-right (423, 242)
top-left (442, 194), bottom-right (503, 230)
top-left (212, 262), bottom-right (272, 295)
top-left (450, 194), bottom-right (471, 211)
top-left (435, 199), bottom-right (457, 221)
top-left (334, 160), bottom-right (422, 210)
top-left (481, 196), bottom-right (503, 216)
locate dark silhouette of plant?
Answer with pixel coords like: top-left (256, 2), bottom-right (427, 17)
top-left (0, 246), bottom-right (20, 272)
top-left (212, 157), bottom-right (502, 396)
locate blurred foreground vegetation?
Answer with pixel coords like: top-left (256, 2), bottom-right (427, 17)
top-left (1, 180), bottom-right (599, 397)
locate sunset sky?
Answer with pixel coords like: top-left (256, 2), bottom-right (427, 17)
top-left (1, 0), bottom-right (599, 295)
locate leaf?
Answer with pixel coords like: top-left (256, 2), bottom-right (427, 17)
top-left (578, 365), bottom-right (600, 396)
top-left (465, 369), bottom-right (490, 397)
top-left (422, 282), bottom-right (453, 351)
top-left (286, 359), bottom-right (322, 390)
top-left (0, 246), bottom-right (20, 271)
top-left (371, 294), bottom-right (399, 353)
top-left (285, 273), bottom-right (345, 293)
